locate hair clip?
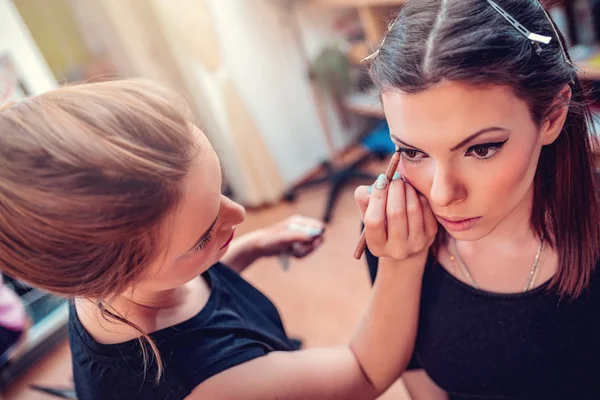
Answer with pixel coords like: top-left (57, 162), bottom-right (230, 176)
top-left (362, 50), bottom-right (379, 63)
top-left (486, 0), bottom-right (552, 55)
top-left (362, 19), bottom-right (398, 63)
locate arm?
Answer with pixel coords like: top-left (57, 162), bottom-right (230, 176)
top-left (351, 256), bottom-right (424, 391)
top-left (189, 174), bottom-right (437, 399)
top-left (189, 255), bottom-right (425, 400)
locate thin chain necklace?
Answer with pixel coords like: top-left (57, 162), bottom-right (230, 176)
top-left (449, 238), bottom-right (546, 292)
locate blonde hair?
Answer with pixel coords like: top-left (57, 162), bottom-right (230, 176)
top-left (0, 79), bottom-right (197, 380)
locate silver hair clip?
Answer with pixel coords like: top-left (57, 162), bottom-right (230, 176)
top-left (362, 50), bottom-right (379, 63)
top-left (362, 19), bottom-right (398, 63)
top-left (486, 0), bottom-right (552, 55)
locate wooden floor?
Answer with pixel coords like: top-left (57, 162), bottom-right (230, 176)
top-left (1, 155), bottom-right (410, 400)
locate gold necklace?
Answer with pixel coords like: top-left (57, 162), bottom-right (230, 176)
top-left (449, 238), bottom-right (545, 292)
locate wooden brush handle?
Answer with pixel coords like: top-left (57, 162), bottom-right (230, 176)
top-left (353, 151), bottom-right (401, 260)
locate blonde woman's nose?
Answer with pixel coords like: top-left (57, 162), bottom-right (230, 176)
top-left (218, 195), bottom-right (246, 230)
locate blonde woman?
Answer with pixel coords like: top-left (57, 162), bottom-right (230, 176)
top-left (0, 79), bottom-right (435, 399)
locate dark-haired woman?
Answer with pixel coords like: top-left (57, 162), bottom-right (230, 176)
top-left (359, 0), bottom-right (600, 399)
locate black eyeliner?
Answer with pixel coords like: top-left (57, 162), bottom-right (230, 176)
top-left (469, 138), bottom-right (509, 149)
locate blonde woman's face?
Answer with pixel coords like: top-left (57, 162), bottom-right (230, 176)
top-left (139, 127), bottom-right (245, 291)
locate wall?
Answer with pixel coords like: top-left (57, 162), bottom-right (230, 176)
top-left (207, 0), bottom-right (359, 183)
top-left (0, 0), bottom-right (56, 96)
top-left (50, 0), bottom-right (360, 204)
top-left (13, 0), bottom-right (90, 82)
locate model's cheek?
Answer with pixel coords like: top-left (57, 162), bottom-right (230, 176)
top-left (479, 145), bottom-right (539, 214)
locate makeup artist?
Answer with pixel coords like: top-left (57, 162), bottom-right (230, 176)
top-left (0, 79), bottom-right (436, 399)
top-left (361, 0), bottom-right (600, 399)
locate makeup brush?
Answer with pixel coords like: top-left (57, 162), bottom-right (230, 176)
top-left (353, 150), bottom-right (401, 260)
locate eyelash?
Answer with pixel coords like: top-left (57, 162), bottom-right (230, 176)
top-left (193, 229), bottom-right (213, 253)
top-left (399, 140), bottom-right (509, 164)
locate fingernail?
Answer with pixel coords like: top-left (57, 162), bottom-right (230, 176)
top-left (307, 227), bottom-right (323, 237)
top-left (368, 185), bottom-right (373, 194)
top-left (392, 172), bottom-right (402, 181)
top-left (375, 174), bottom-right (388, 190)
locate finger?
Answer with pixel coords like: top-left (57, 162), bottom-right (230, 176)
top-left (288, 215), bottom-right (325, 232)
top-left (291, 242), bottom-right (318, 258)
top-left (386, 177), bottom-right (407, 246)
top-left (363, 174), bottom-right (389, 252)
top-left (420, 195), bottom-right (438, 242)
top-left (292, 234), bottom-right (324, 254)
top-left (284, 217), bottom-right (325, 242)
top-left (277, 228), bottom-right (321, 245)
top-left (405, 182), bottom-right (424, 243)
top-left (291, 238), bottom-right (323, 258)
top-left (354, 185), bottom-right (370, 220)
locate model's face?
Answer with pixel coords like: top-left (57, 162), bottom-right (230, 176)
top-left (382, 81), bottom-right (559, 241)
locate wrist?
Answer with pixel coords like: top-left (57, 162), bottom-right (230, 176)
top-left (377, 251), bottom-right (428, 277)
top-left (238, 229), bottom-right (267, 257)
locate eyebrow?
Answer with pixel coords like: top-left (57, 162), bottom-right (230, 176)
top-left (391, 127), bottom-right (511, 152)
top-left (187, 212), bottom-right (220, 252)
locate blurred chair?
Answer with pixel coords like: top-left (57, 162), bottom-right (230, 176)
top-left (285, 120), bottom-right (394, 223)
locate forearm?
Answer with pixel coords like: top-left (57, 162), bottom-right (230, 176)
top-left (219, 231), bottom-right (263, 273)
top-left (194, 347), bottom-right (379, 400)
top-left (350, 254), bottom-right (426, 394)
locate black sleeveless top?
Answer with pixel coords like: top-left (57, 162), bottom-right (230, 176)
top-left (366, 249), bottom-right (600, 400)
top-left (69, 263), bottom-right (298, 400)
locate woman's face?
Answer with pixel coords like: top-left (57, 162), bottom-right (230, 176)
top-left (138, 127), bottom-right (245, 291)
top-left (382, 81), bottom-right (557, 241)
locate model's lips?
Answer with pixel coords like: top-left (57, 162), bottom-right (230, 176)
top-left (220, 230), bottom-right (236, 250)
top-left (436, 216), bottom-right (482, 232)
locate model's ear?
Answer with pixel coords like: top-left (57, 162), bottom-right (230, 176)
top-left (541, 84), bottom-right (571, 146)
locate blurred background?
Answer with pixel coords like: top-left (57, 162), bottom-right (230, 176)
top-left (1, 0), bottom-right (600, 399)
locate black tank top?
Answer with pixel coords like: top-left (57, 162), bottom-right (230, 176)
top-left (69, 263), bottom-right (298, 400)
top-left (366, 248), bottom-right (600, 400)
